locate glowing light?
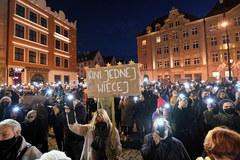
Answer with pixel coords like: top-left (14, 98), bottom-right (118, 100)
top-left (67, 94), bottom-right (73, 100)
top-left (13, 106), bottom-right (20, 112)
top-left (133, 97), bottom-right (138, 101)
top-left (221, 21), bottom-right (228, 27)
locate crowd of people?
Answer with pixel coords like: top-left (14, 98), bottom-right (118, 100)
top-left (0, 79), bottom-right (240, 160)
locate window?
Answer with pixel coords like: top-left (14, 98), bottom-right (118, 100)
top-left (64, 76), bottom-right (69, 83)
top-left (185, 58), bottom-right (191, 65)
top-left (169, 23), bottom-right (173, 28)
top-left (64, 59), bottom-right (69, 68)
top-left (15, 24), bottom-right (24, 38)
top-left (237, 51), bottom-right (240, 60)
top-left (163, 35), bottom-right (168, 41)
top-left (164, 46), bottom-right (169, 53)
top-left (172, 32), bottom-right (178, 39)
top-left (235, 32), bottom-right (240, 42)
top-left (173, 44), bottom-right (178, 52)
top-left (223, 35), bottom-right (230, 44)
top-left (64, 43), bottom-right (69, 52)
top-left (175, 21), bottom-right (180, 26)
top-left (233, 17), bottom-right (240, 26)
top-left (29, 51), bottom-right (36, 63)
top-left (157, 62), bottom-right (162, 68)
top-left (183, 42), bottom-right (189, 50)
top-left (16, 4), bottom-right (25, 17)
top-left (165, 61), bottom-right (170, 67)
top-left (192, 28), bottom-right (198, 35)
top-left (209, 23), bottom-right (216, 31)
top-left (64, 29), bottom-right (69, 38)
top-left (143, 64), bottom-right (147, 70)
top-left (40, 34), bottom-right (47, 45)
top-left (183, 30), bottom-right (188, 37)
top-left (156, 47), bottom-right (161, 54)
top-left (55, 25), bottom-right (61, 34)
top-left (142, 40), bottom-right (146, 46)
top-left (56, 57), bottom-right (61, 67)
top-left (193, 40), bottom-right (199, 49)
top-left (194, 58), bottom-right (200, 64)
top-left (212, 53), bottom-right (219, 62)
top-left (142, 50), bottom-right (147, 56)
top-left (29, 29), bottom-right (37, 42)
top-left (54, 75), bottom-right (61, 82)
top-left (174, 60), bottom-right (180, 66)
top-left (29, 11), bottom-right (37, 23)
top-left (211, 37), bottom-right (217, 46)
top-left (55, 40), bottom-right (60, 49)
top-left (156, 36), bottom-right (161, 43)
top-left (15, 48), bottom-right (24, 61)
top-left (40, 17), bottom-right (47, 28)
top-left (223, 52), bottom-right (228, 61)
top-left (40, 53), bottom-right (46, 65)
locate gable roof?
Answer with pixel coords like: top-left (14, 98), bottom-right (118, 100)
top-left (138, 9), bottom-right (200, 36)
top-left (77, 50), bottom-right (99, 62)
top-left (206, 0), bottom-right (240, 17)
top-left (103, 56), bottom-right (115, 64)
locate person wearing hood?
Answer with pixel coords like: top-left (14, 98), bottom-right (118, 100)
top-left (141, 118), bottom-right (191, 160)
top-left (215, 89), bottom-right (229, 102)
top-left (204, 99), bottom-right (240, 132)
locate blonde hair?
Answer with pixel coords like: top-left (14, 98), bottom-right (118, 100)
top-left (88, 109), bottom-right (112, 131)
top-left (204, 127), bottom-right (240, 159)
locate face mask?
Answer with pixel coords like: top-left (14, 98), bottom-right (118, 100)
top-left (1, 101), bottom-right (9, 107)
top-left (0, 136), bottom-right (17, 150)
top-left (224, 108), bottom-right (235, 115)
top-left (25, 117), bottom-right (35, 123)
top-left (162, 130), bottom-right (168, 140)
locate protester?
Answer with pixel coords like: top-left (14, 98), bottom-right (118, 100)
top-left (0, 119), bottom-right (42, 160)
top-left (141, 118), bottom-right (191, 160)
top-left (37, 150), bottom-right (71, 160)
top-left (66, 108), bottom-right (122, 160)
top-left (199, 127), bottom-right (240, 160)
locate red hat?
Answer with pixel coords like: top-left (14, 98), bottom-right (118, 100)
top-left (157, 97), bottom-right (166, 108)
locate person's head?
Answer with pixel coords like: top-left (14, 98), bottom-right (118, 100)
top-left (178, 96), bottom-right (189, 108)
top-left (0, 96), bottom-right (12, 107)
top-left (201, 89), bottom-right (211, 99)
top-left (90, 109), bottom-right (112, 130)
top-left (217, 89), bottom-right (229, 99)
top-left (190, 91), bottom-right (198, 100)
top-left (139, 95), bottom-right (144, 101)
top-left (4, 91), bottom-right (12, 97)
top-left (204, 127), bottom-right (240, 160)
top-left (218, 99), bottom-right (236, 116)
top-left (25, 110), bottom-right (37, 123)
top-left (0, 119), bottom-right (21, 141)
top-left (153, 118), bottom-right (171, 139)
top-left (37, 150), bottom-right (71, 160)
top-left (172, 90), bottom-right (178, 97)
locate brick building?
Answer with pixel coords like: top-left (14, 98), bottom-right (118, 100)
top-left (0, 0), bottom-right (77, 85)
top-left (137, 0), bottom-right (240, 82)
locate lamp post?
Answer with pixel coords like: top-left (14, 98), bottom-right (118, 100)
top-left (221, 21), bottom-right (232, 80)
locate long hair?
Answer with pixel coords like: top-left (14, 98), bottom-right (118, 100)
top-left (88, 109), bottom-right (112, 131)
top-left (204, 127), bottom-right (240, 159)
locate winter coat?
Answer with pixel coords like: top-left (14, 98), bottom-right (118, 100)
top-left (118, 99), bottom-right (135, 127)
top-left (68, 123), bottom-right (122, 160)
top-left (141, 133), bottom-right (191, 160)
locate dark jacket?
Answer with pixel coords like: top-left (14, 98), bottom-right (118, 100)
top-left (141, 133), bottom-right (191, 160)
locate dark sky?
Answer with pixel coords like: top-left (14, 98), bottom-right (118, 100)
top-left (46, 0), bottom-right (217, 61)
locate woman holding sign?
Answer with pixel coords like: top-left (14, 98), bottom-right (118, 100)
top-left (65, 107), bottom-right (122, 160)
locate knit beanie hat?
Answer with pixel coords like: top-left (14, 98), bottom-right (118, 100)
top-left (157, 97), bottom-right (166, 108)
top-left (37, 150), bottom-right (71, 160)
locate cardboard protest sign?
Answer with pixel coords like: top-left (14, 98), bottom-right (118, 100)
top-left (86, 64), bottom-right (141, 98)
top-left (70, 80), bottom-right (78, 88)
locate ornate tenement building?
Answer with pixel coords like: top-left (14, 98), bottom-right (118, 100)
top-left (137, 0), bottom-right (240, 82)
top-left (0, 0), bottom-right (77, 85)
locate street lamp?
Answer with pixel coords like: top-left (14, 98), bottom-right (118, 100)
top-left (221, 21), bottom-right (232, 80)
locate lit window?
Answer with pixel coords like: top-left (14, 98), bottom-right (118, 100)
top-left (142, 40), bottom-right (146, 46)
top-left (156, 36), bottom-right (161, 43)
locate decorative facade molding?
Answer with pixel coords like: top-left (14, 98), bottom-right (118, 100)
top-left (25, 0), bottom-right (77, 29)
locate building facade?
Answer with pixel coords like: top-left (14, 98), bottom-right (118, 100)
top-left (137, 0), bottom-right (240, 82)
top-left (0, 0), bottom-right (77, 85)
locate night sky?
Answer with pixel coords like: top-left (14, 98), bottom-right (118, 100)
top-left (46, 0), bottom-right (217, 61)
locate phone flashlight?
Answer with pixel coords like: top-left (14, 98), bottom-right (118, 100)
top-left (164, 103), bottom-right (170, 109)
top-left (155, 118), bottom-right (166, 138)
top-left (184, 83), bottom-right (190, 89)
top-left (133, 96), bottom-right (138, 101)
top-left (214, 86), bottom-right (219, 90)
top-left (47, 89), bottom-right (53, 95)
top-left (179, 94), bottom-right (185, 99)
top-left (13, 106), bottom-right (20, 112)
top-left (67, 94), bottom-right (74, 100)
top-left (207, 98), bottom-right (214, 104)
